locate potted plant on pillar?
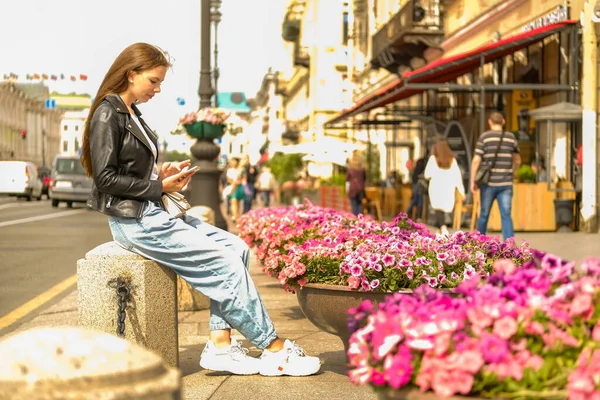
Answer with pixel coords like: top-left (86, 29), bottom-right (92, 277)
top-left (178, 107), bottom-right (230, 140)
top-left (173, 107), bottom-right (232, 231)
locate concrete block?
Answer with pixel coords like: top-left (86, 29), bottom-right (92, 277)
top-left (187, 206), bottom-right (215, 224)
top-left (177, 206), bottom-right (215, 312)
top-left (0, 326), bottom-right (181, 400)
top-left (77, 241), bottom-right (179, 368)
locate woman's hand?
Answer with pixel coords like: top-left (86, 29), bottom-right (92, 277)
top-left (161, 168), bottom-right (197, 193)
top-left (159, 160), bottom-right (192, 181)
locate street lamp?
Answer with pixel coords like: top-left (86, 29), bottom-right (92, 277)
top-left (198, 0), bottom-right (213, 109)
top-left (211, 0), bottom-right (222, 108)
top-left (188, 0), bottom-right (227, 231)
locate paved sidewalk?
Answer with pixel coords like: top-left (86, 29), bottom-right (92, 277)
top-left (2, 226), bottom-right (598, 399)
top-left (4, 255), bottom-right (377, 400)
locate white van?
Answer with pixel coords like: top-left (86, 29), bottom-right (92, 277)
top-left (0, 161), bottom-right (43, 201)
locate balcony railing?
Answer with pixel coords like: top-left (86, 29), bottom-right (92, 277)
top-left (371, 0), bottom-right (443, 70)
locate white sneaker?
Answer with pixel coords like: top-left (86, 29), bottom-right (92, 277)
top-left (259, 339), bottom-right (321, 376)
top-left (199, 338), bottom-right (260, 375)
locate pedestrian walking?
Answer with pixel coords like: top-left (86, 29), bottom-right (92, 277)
top-left (226, 157), bottom-right (246, 223)
top-left (256, 166), bottom-right (276, 207)
top-left (406, 150), bottom-right (428, 221)
top-left (424, 139), bottom-right (465, 235)
top-left (80, 42), bottom-right (320, 376)
top-left (470, 111), bottom-right (521, 240)
top-left (241, 155), bottom-right (258, 214)
top-left (346, 150), bottom-right (367, 216)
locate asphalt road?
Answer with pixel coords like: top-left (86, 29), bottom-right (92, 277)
top-left (0, 196), bottom-right (112, 317)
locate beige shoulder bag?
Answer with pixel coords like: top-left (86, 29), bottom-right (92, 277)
top-left (160, 192), bottom-right (192, 218)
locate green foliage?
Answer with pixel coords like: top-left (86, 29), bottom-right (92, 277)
top-left (323, 173), bottom-right (346, 188)
top-left (165, 150), bottom-right (193, 162)
top-left (267, 152), bottom-right (304, 184)
top-left (364, 146), bottom-right (381, 184)
top-left (516, 164), bottom-right (536, 183)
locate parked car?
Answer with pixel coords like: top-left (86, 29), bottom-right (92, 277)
top-left (0, 161), bottom-right (43, 201)
top-left (49, 155), bottom-right (93, 208)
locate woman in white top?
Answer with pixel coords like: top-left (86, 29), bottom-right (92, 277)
top-left (424, 138), bottom-right (465, 234)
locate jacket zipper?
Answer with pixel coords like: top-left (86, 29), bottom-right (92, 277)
top-left (106, 195), bottom-right (113, 209)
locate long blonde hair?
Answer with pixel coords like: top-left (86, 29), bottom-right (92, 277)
top-left (348, 150), bottom-right (365, 169)
top-left (433, 139), bottom-right (454, 169)
top-left (81, 43), bottom-right (172, 177)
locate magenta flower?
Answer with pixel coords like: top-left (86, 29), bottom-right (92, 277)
top-left (382, 253), bottom-right (395, 267)
top-left (350, 264), bottom-right (364, 277)
top-left (479, 332), bottom-right (509, 363)
top-left (383, 346), bottom-right (413, 388)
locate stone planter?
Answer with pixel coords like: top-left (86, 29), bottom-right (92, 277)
top-left (296, 283), bottom-right (457, 356)
top-left (376, 387), bottom-right (486, 400)
top-left (183, 121), bottom-right (225, 140)
top-left (296, 283), bottom-right (401, 354)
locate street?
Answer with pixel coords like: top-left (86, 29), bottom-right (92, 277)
top-left (0, 196), bottom-right (112, 320)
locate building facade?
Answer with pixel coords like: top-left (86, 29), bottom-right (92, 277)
top-left (0, 82), bottom-right (62, 167)
top-left (59, 109), bottom-right (89, 156)
top-left (323, 0), bottom-right (600, 232)
top-left (279, 0), bottom-right (352, 139)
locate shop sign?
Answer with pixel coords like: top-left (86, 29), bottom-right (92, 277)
top-left (522, 5), bottom-right (570, 32)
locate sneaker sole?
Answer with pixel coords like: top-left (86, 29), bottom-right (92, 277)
top-left (200, 358), bottom-right (259, 375)
top-left (259, 363), bottom-right (321, 377)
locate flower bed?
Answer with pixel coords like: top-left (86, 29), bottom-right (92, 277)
top-left (346, 252), bottom-right (600, 399)
top-left (238, 200), bottom-right (531, 292)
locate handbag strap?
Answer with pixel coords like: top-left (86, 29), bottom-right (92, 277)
top-left (489, 130), bottom-right (506, 170)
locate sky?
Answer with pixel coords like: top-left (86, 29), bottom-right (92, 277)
top-left (2, 0), bottom-right (290, 147)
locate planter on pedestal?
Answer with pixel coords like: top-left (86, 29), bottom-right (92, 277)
top-left (184, 121), bottom-right (226, 140)
top-left (184, 121), bottom-right (228, 231)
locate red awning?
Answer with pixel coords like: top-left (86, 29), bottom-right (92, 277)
top-left (326, 20), bottom-right (577, 126)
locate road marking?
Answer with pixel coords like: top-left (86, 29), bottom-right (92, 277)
top-left (0, 202), bottom-right (45, 210)
top-left (0, 274), bottom-right (77, 330)
top-left (0, 209), bottom-right (88, 228)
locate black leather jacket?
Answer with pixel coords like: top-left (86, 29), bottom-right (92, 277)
top-left (86, 94), bottom-right (163, 218)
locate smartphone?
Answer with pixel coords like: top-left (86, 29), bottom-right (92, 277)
top-left (182, 166), bottom-right (200, 175)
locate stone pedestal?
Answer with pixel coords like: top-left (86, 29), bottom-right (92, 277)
top-left (189, 139), bottom-right (227, 231)
top-left (77, 242), bottom-right (179, 367)
top-left (0, 326), bottom-right (181, 400)
top-left (176, 206), bottom-right (215, 312)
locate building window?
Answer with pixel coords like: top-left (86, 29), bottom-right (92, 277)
top-left (74, 138), bottom-right (80, 152)
top-left (63, 141), bottom-right (68, 152)
top-left (75, 125), bottom-right (79, 132)
top-left (63, 125), bottom-right (68, 131)
top-left (342, 12), bottom-right (349, 45)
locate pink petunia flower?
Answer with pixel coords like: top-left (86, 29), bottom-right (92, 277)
top-left (493, 316), bottom-right (518, 340)
top-left (383, 346), bottom-right (413, 388)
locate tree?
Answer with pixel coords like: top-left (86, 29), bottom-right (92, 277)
top-left (267, 152), bottom-right (303, 184)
